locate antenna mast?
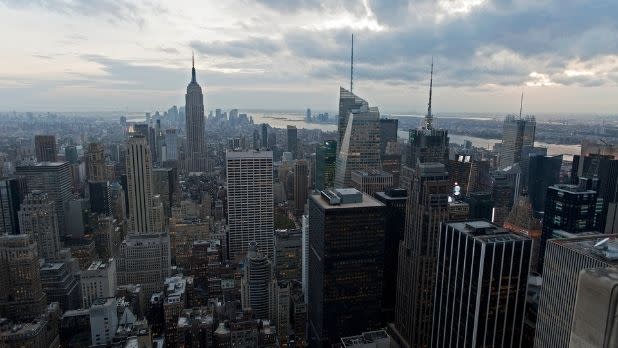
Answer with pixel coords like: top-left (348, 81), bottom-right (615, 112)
top-left (425, 57), bottom-right (434, 130)
top-left (519, 91), bottom-right (524, 118)
top-left (350, 33), bottom-right (354, 92)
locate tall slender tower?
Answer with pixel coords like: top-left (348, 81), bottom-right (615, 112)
top-left (126, 135), bottom-right (154, 234)
top-left (185, 54), bottom-right (207, 172)
top-left (392, 62), bottom-right (451, 348)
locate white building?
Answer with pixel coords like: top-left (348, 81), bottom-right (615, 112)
top-left (89, 298), bottom-right (118, 347)
top-left (80, 259), bottom-right (117, 308)
top-left (226, 150), bottom-right (274, 259)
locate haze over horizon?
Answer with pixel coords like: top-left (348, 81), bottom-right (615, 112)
top-left (1, 0), bottom-right (617, 114)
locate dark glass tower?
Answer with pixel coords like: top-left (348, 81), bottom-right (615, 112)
top-left (308, 189), bottom-right (385, 346)
top-left (527, 154), bottom-right (562, 212)
top-left (315, 140), bottom-right (337, 191)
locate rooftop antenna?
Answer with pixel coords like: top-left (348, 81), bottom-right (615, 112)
top-left (519, 91), bottom-right (524, 119)
top-left (425, 57), bottom-right (434, 130)
top-left (350, 33), bottom-right (354, 92)
top-left (191, 51), bottom-right (196, 83)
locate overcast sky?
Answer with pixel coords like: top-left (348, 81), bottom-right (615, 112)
top-left (1, 0), bottom-right (617, 115)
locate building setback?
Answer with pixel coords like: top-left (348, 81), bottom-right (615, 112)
top-left (432, 220), bottom-right (531, 348)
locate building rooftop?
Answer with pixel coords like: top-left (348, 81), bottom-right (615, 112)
top-left (351, 170), bottom-right (393, 177)
top-left (447, 220), bottom-right (530, 243)
top-left (226, 149), bottom-right (273, 159)
top-left (551, 235), bottom-right (618, 265)
top-left (312, 189), bottom-right (385, 210)
top-left (341, 330), bottom-right (390, 347)
top-left (86, 259), bottom-right (114, 272)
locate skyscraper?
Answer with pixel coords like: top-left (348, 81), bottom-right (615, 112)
top-left (334, 100), bottom-right (381, 188)
top-left (337, 87), bottom-right (368, 151)
top-left (504, 193), bottom-right (543, 271)
top-left (261, 123), bottom-right (268, 149)
top-left (379, 118), bottom-right (398, 158)
top-left (308, 188), bottom-right (385, 346)
top-left (528, 154), bottom-right (562, 212)
top-left (293, 160), bottom-right (308, 214)
top-left (0, 177), bottom-right (23, 235)
top-left (287, 125), bottom-right (298, 159)
top-left (315, 140), bottom-right (337, 191)
top-left (499, 115), bottom-right (536, 169)
top-left (432, 221), bottom-right (531, 348)
top-left (185, 54), bottom-right (207, 172)
top-left (126, 135), bottom-right (155, 234)
top-left (226, 150), bottom-right (274, 259)
top-left (86, 142), bottom-right (107, 182)
top-left (64, 145), bottom-right (78, 165)
top-left (534, 235), bottom-right (618, 348)
top-left (539, 183), bottom-right (599, 271)
top-left (35, 134), bottom-right (57, 162)
top-left (241, 242), bottom-right (272, 320)
top-left (0, 234), bottom-right (47, 322)
top-left (15, 161), bottom-right (73, 234)
top-left (393, 62), bottom-right (451, 348)
top-left (490, 171), bottom-right (515, 226)
top-left (18, 191), bottom-right (61, 261)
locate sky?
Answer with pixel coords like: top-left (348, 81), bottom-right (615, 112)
top-left (0, 0), bottom-right (617, 115)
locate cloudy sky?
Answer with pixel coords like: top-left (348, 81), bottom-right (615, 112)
top-left (1, 0), bottom-right (617, 115)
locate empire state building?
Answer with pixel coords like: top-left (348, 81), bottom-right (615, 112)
top-left (185, 54), bottom-right (207, 172)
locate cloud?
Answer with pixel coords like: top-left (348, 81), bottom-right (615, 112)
top-left (190, 37), bottom-right (283, 58)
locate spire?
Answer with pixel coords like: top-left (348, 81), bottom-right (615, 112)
top-left (519, 91), bottom-right (524, 118)
top-left (425, 57), bottom-right (434, 130)
top-left (350, 33), bottom-right (354, 92)
top-left (191, 51), bottom-right (196, 83)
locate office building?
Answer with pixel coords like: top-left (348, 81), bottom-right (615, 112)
top-left (570, 267), bottom-right (618, 347)
top-left (467, 159), bottom-right (491, 193)
top-left (163, 275), bottom-right (192, 346)
top-left (351, 169), bottom-right (393, 196)
top-left (499, 115), bottom-right (536, 168)
top-left (90, 298), bottom-right (118, 347)
top-left (447, 156), bottom-right (471, 195)
top-left (126, 135), bottom-right (158, 234)
top-left (393, 163), bottom-right (450, 347)
top-left (0, 304), bottom-right (60, 348)
top-left (270, 279), bottom-right (291, 342)
top-left (261, 123), bottom-right (268, 149)
top-left (80, 259), bottom-right (117, 308)
top-left (88, 180), bottom-right (110, 214)
top-left (490, 171), bottom-right (515, 226)
top-left (534, 235), bottom-right (618, 348)
top-left (432, 221), bottom-right (531, 348)
top-left (374, 188), bottom-right (407, 323)
top-left (35, 134), bottom-right (57, 162)
top-left (334, 102), bottom-right (382, 188)
top-left (153, 167), bottom-right (177, 217)
top-left (315, 140), bottom-right (337, 191)
top-left (337, 87), bottom-right (368, 151)
top-left (308, 188), bottom-right (385, 345)
top-left (504, 193), bottom-right (543, 271)
top-left (18, 191), bottom-right (61, 261)
top-left (540, 183), bottom-right (599, 271)
top-left (379, 118), bottom-right (398, 158)
top-left (241, 242), bottom-right (273, 320)
top-left (294, 160), bottom-right (308, 214)
top-left (185, 55), bottom-right (208, 172)
top-left (64, 145), bottom-right (78, 164)
top-left (0, 177), bottom-right (23, 235)
top-left (40, 261), bottom-right (81, 311)
top-left (0, 234), bottom-right (47, 321)
top-left (164, 128), bottom-right (178, 162)
top-left (226, 150), bottom-right (274, 259)
top-left (15, 161), bottom-right (73, 234)
top-left (274, 229), bottom-right (302, 283)
top-left (287, 125), bottom-right (298, 159)
top-left (86, 142), bottom-right (108, 182)
top-left (528, 154), bottom-right (562, 212)
top-left (341, 330), bottom-right (392, 348)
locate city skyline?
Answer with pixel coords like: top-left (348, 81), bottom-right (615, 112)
top-left (0, 0), bottom-right (617, 114)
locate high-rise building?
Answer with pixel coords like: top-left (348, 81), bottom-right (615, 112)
top-left (467, 159), bottom-right (491, 193)
top-left (528, 154), bottom-right (562, 212)
top-left (117, 232), bottom-right (171, 297)
top-left (64, 145), bottom-right (78, 165)
top-left (164, 128), bottom-right (178, 161)
top-left (241, 242), bottom-right (272, 320)
top-left (86, 142), bottom-right (107, 182)
top-left (308, 188), bottom-right (385, 346)
top-left (274, 229), bottom-right (302, 283)
top-left (18, 191), bottom-right (61, 261)
top-left (393, 63), bottom-right (452, 348)
top-left (15, 161), bottom-right (73, 234)
top-left (35, 134), bottom-right (57, 162)
top-left (432, 221), bottom-right (531, 348)
top-left (261, 123), bottom-right (268, 149)
top-left (185, 55), bottom-right (207, 172)
top-left (569, 267), bottom-right (618, 347)
top-left (226, 150), bottom-right (274, 259)
top-left (350, 169), bottom-right (393, 196)
top-left (374, 188), bottom-right (407, 323)
top-left (294, 160), bottom-right (308, 214)
top-left (337, 87), bottom-right (368, 151)
top-left (80, 259), bottom-right (117, 308)
top-left (539, 183), bottom-right (599, 271)
top-left (126, 135), bottom-right (155, 234)
top-left (89, 298), bottom-right (119, 347)
top-left (0, 177), bottom-right (23, 235)
top-left (315, 140), bottom-right (337, 191)
top-left (499, 115), bottom-right (536, 169)
top-left (0, 234), bottom-right (47, 321)
top-left (89, 181), bottom-right (111, 215)
top-left (447, 156), bottom-right (471, 195)
top-left (334, 101), bottom-right (381, 188)
top-left (467, 191), bottom-right (493, 220)
top-left (504, 193), bottom-right (543, 271)
top-left (490, 171), bottom-right (515, 226)
top-left (40, 261), bottom-right (81, 311)
top-left (287, 125), bottom-right (298, 159)
top-left (534, 235), bottom-right (618, 348)
top-left (153, 167), bottom-right (177, 217)
top-left (379, 118), bottom-right (398, 159)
